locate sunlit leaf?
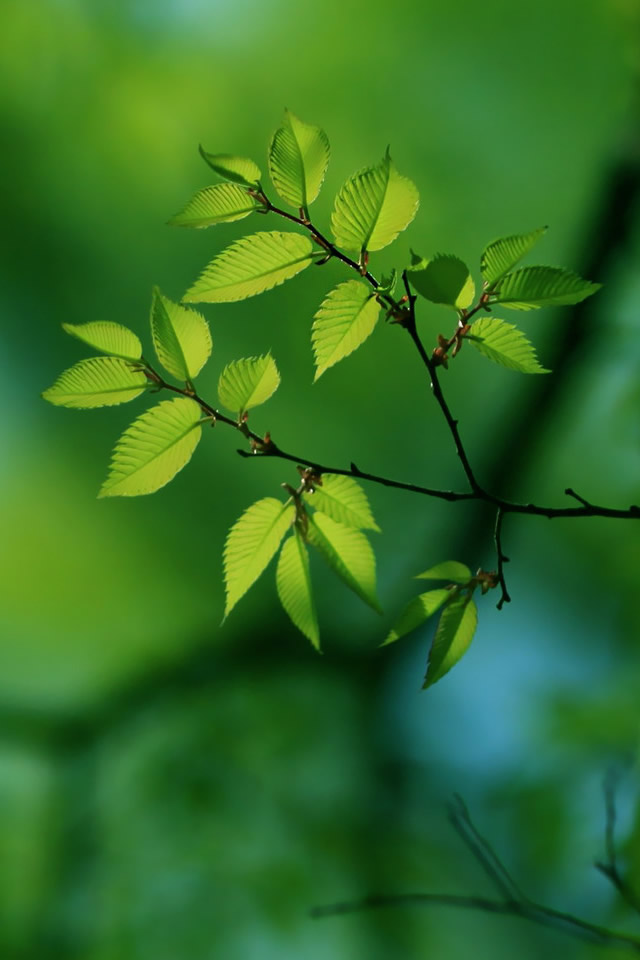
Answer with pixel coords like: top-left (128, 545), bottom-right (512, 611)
top-left (198, 146), bottom-right (262, 186)
top-left (407, 253), bottom-right (475, 309)
top-left (217, 354), bottom-right (280, 415)
top-left (467, 317), bottom-right (549, 373)
top-left (99, 397), bottom-right (202, 498)
top-left (382, 589), bottom-right (453, 647)
top-left (377, 269), bottom-right (398, 297)
top-left (481, 227), bottom-right (547, 287)
top-left (305, 474), bottom-right (380, 531)
top-left (416, 561), bottom-right (473, 583)
top-left (276, 527), bottom-right (320, 650)
top-left (312, 280), bottom-right (380, 379)
top-left (42, 357), bottom-right (147, 409)
top-left (168, 183), bottom-right (259, 228)
top-left (224, 497), bottom-right (295, 618)
top-left (150, 288), bottom-right (212, 381)
top-left (331, 149), bottom-right (419, 253)
top-left (307, 512), bottom-right (381, 613)
top-left (492, 266), bottom-right (601, 310)
top-left (183, 231), bottom-right (316, 303)
top-left (268, 109), bottom-right (330, 210)
top-left (424, 594), bottom-right (478, 688)
top-left (62, 322), bottom-right (142, 361)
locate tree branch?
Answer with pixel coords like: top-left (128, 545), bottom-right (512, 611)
top-left (595, 770), bottom-right (640, 916)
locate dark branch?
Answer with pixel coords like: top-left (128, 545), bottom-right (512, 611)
top-left (493, 508), bottom-right (511, 608)
top-left (595, 770), bottom-right (640, 916)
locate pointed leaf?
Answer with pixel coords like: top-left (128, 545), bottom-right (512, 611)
top-left (424, 595), bottom-right (478, 688)
top-left (331, 150), bottom-right (419, 253)
top-left (492, 266), bottom-right (601, 310)
top-left (377, 269), bottom-right (398, 297)
top-left (416, 561), bottom-right (473, 583)
top-left (481, 227), bottom-right (547, 287)
top-left (218, 354), bottom-right (280, 415)
top-left (467, 317), bottom-right (549, 373)
top-left (151, 288), bottom-right (212, 381)
top-left (276, 528), bottom-right (320, 650)
top-left (312, 280), bottom-right (380, 379)
top-left (306, 512), bottom-right (381, 613)
top-left (198, 146), bottom-right (261, 186)
top-left (407, 254), bottom-right (475, 309)
top-left (99, 397), bottom-right (202, 498)
top-left (42, 357), bottom-right (147, 409)
top-left (224, 497), bottom-right (295, 618)
top-left (183, 231), bottom-right (315, 303)
top-left (305, 474), bottom-right (380, 531)
top-left (268, 109), bottom-right (330, 210)
top-left (382, 589), bottom-right (453, 647)
top-left (62, 322), bottom-right (142, 361)
top-left (168, 183), bottom-right (259, 228)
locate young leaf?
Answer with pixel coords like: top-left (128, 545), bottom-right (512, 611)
top-left (416, 561), bottom-right (472, 583)
top-left (331, 150), bottom-right (419, 253)
top-left (492, 266), bottom-right (601, 310)
top-left (382, 588), bottom-right (453, 647)
top-left (198, 146), bottom-right (261, 187)
top-left (183, 231), bottom-right (316, 303)
top-left (312, 280), bottom-right (380, 380)
top-left (42, 358), bottom-right (148, 409)
top-left (62, 322), bottom-right (142, 361)
top-left (268, 109), bottom-right (330, 210)
top-left (99, 397), bottom-right (202, 498)
top-left (377, 269), bottom-right (398, 297)
top-left (407, 254), bottom-right (475, 309)
top-left (481, 227), bottom-right (547, 288)
top-left (467, 317), bottom-right (549, 373)
top-left (223, 497), bottom-right (295, 618)
top-left (150, 288), bottom-right (212, 381)
top-left (305, 474), bottom-right (380, 531)
top-left (168, 183), bottom-right (259, 228)
top-left (217, 354), bottom-right (280, 416)
top-left (424, 594), bottom-right (478, 688)
top-left (276, 527), bottom-right (320, 650)
top-left (306, 512), bottom-right (381, 613)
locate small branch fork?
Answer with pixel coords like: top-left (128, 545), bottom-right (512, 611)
top-left (311, 793), bottom-right (640, 954)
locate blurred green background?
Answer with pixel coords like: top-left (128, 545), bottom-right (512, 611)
top-left (2, 0), bottom-right (640, 956)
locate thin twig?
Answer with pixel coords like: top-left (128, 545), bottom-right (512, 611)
top-left (448, 794), bottom-right (523, 900)
top-left (595, 770), bottom-right (640, 916)
top-left (493, 508), bottom-right (511, 609)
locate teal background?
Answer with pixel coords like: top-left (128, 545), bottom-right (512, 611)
top-left (1, 0), bottom-right (640, 956)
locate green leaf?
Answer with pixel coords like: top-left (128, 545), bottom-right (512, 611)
top-left (217, 354), bottom-right (280, 416)
top-left (312, 280), bottom-right (380, 380)
top-left (416, 561), bottom-right (472, 583)
top-left (223, 497), bottom-right (295, 618)
top-left (62, 321), bottom-right (142, 361)
top-left (467, 317), bottom-right (549, 373)
top-left (198, 146), bottom-right (262, 186)
top-left (183, 231), bottom-right (316, 303)
top-left (331, 150), bottom-right (419, 253)
top-left (305, 474), bottom-right (380, 531)
top-left (168, 183), bottom-right (259, 228)
top-left (42, 357), bottom-right (148, 408)
top-left (424, 594), bottom-right (478, 688)
top-left (150, 288), bottom-right (212, 381)
top-left (306, 512), bottom-right (381, 613)
top-left (492, 266), bottom-right (601, 310)
top-left (382, 588), bottom-right (453, 647)
top-left (481, 227), bottom-right (547, 288)
top-left (99, 397), bottom-right (202, 498)
top-left (268, 109), bottom-right (330, 210)
top-left (407, 254), bottom-right (475, 309)
top-left (276, 527), bottom-right (320, 650)
top-left (377, 269), bottom-right (398, 297)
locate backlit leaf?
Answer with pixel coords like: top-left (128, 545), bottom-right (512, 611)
top-left (268, 109), bottom-right (330, 210)
top-left (42, 357), bottom-right (147, 408)
top-left (305, 474), bottom-right (380, 531)
top-left (99, 397), bottom-right (202, 498)
top-left (407, 253), bottom-right (475, 309)
top-left (183, 231), bottom-right (316, 303)
top-left (331, 150), bottom-right (419, 253)
top-left (224, 497), bottom-right (295, 618)
top-left (424, 594), bottom-right (478, 688)
top-left (217, 354), bottom-right (280, 415)
top-left (62, 322), bottom-right (142, 361)
top-left (382, 588), bottom-right (453, 646)
top-left (467, 317), bottom-right (549, 373)
top-left (168, 183), bottom-right (259, 228)
top-left (198, 146), bottom-right (261, 186)
top-left (492, 266), bottom-right (601, 310)
top-left (416, 561), bottom-right (473, 583)
top-left (481, 227), bottom-right (547, 287)
top-left (276, 527), bottom-right (320, 650)
top-left (307, 512), bottom-right (381, 613)
top-left (312, 280), bottom-right (380, 379)
top-left (150, 288), bottom-right (212, 381)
